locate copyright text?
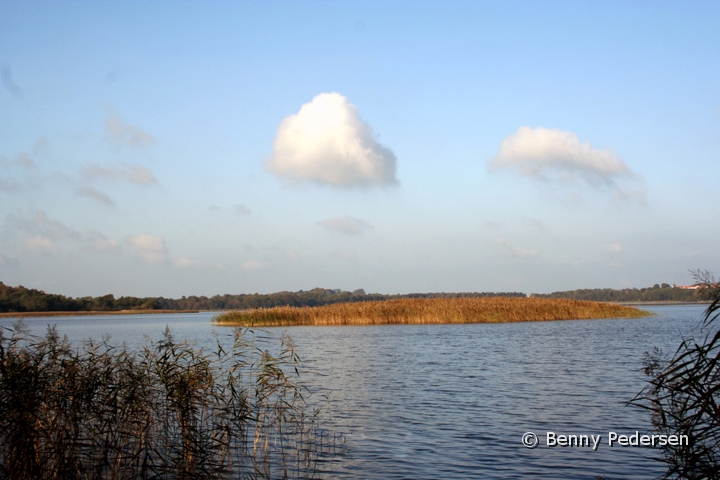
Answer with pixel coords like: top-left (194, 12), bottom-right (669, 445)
top-left (522, 431), bottom-right (689, 450)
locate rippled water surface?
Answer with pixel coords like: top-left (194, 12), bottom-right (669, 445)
top-left (1, 305), bottom-right (708, 479)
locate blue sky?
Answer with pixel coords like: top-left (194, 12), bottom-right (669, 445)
top-left (1, 1), bottom-right (718, 297)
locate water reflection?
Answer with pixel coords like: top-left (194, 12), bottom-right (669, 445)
top-left (0, 305), bottom-right (707, 478)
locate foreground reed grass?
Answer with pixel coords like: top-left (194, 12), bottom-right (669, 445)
top-left (213, 297), bottom-right (650, 327)
top-left (0, 321), bottom-right (341, 480)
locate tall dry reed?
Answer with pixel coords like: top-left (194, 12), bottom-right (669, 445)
top-left (213, 297), bottom-right (650, 327)
top-left (631, 270), bottom-right (720, 479)
top-left (0, 321), bottom-right (342, 480)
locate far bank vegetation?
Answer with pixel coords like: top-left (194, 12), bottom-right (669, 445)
top-left (1, 281), bottom-right (697, 315)
top-left (214, 297), bottom-right (650, 327)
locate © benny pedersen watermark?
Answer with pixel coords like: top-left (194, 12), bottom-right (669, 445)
top-left (521, 431), bottom-right (689, 451)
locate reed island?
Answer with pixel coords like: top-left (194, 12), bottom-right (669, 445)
top-left (213, 297), bottom-right (650, 327)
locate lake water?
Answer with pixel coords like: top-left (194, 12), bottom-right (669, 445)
top-left (0, 304), bottom-right (709, 479)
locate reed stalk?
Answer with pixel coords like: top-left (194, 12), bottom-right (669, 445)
top-left (631, 270), bottom-right (720, 479)
top-left (0, 321), bottom-right (342, 479)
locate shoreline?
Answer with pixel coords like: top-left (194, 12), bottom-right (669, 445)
top-left (0, 309), bottom-right (200, 318)
top-left (613, 301), bottom-right (709, 306)
top-left (0, 301), bottom-right (705, 319)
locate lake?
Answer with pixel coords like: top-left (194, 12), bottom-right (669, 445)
top-left (0, 304), bottom-right (708, 479)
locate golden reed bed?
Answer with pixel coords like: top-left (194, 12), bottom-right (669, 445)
top-left (213, 297), bottom-right (650, 327)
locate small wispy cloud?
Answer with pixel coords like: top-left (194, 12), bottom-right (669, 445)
top-left (75, 187), bottom-right (114, 206)
top-left (105, 114), bottom-right (156, 148)
top-left (612, 187), bottom-right (647, 207)
top-left (267, 92), bottom-right (398, 188)
top-left (602, 243), bottom-right (623, 253)
top-left (81, 163), bottom-right (157, 185)
top-left (490, 126), bottom-right (635, 187)
top-left (233, 204), bottom-right (251, 215)
top-left (527, 218), bottom-right (546, 231)
top-left (8, 213), bottom-right (124, 257)
top-left (0, 178), bottom-right (21, 194)
top-left (493, 236), bottom-right (538, 258)
top-left (32, 138), bottom-right (49, 156)
top-left (85, 231), bottom-right (122, 253)
top-left (7, 210), bottom-right (81, 241)
top-left (23, 236), bottom-right (58, 255)
top-left (174, 257), bottom-right (224, 270)
top-left (0, 154), bottom-right (36, 170)
top-left (286, 251), bottom-right (299, 262)
top-left (318, 215), bottom-right (372, 234)
top-left (242, 260), bottom-right (270, 271)
top-left (14, 154), bottom-right (36, 169)
top-left (126, 234), bottom-right (166, 263)
top-left (1, 65), bottom-right (22, 98)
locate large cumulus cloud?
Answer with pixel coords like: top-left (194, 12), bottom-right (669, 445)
top-left (266, 93), bottom-right (398, 187)
top-left (489, 126), bottom-right (633, 186)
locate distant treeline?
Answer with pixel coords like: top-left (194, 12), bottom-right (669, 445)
top-left (0, 282), bottom-right (162, 313)
top-left (530, 284), bottom-right (701, 303)
top-left (0, 282), bottom-right (525, 313)
top-left (0, 281), bottom-right (703, 313)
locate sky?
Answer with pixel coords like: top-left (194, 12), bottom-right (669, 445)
top-left (1, 1), bottom-right (719, 298)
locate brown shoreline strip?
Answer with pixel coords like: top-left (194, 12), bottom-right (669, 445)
top-left (213, 297), bottom-right (650, 327)
top-left (0, 309), bottom-right (200, 318)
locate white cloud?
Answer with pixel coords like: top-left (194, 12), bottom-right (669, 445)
top-left (286, 251), bottom-right (299, 262)
top-left (105, 114), bottom-right (156, 148)
top-left (85, 231), bottom-right (121, 253)
top-left (319, 215), bottom-right (372, 234)
top-left (75, 187), bottom-right (114, 206)
top-left (174, 257), bottom-right (224, 270)
top-left (603, 243), bottom-right (623, 253)
top-left (81, 163), bottom-right (157, 185)
top-left (267, 92), bottom-right (398, 187)
top-left (23, 236), bottom-right (58, 255)
top-left (242, 260), bottom-right (270, 271)
top-left (127, 234), bottom-right (166, 263)
top-left (493, 236), bottom-right (538, 257)
top-left (490, 126), bottom-right (634, 186)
